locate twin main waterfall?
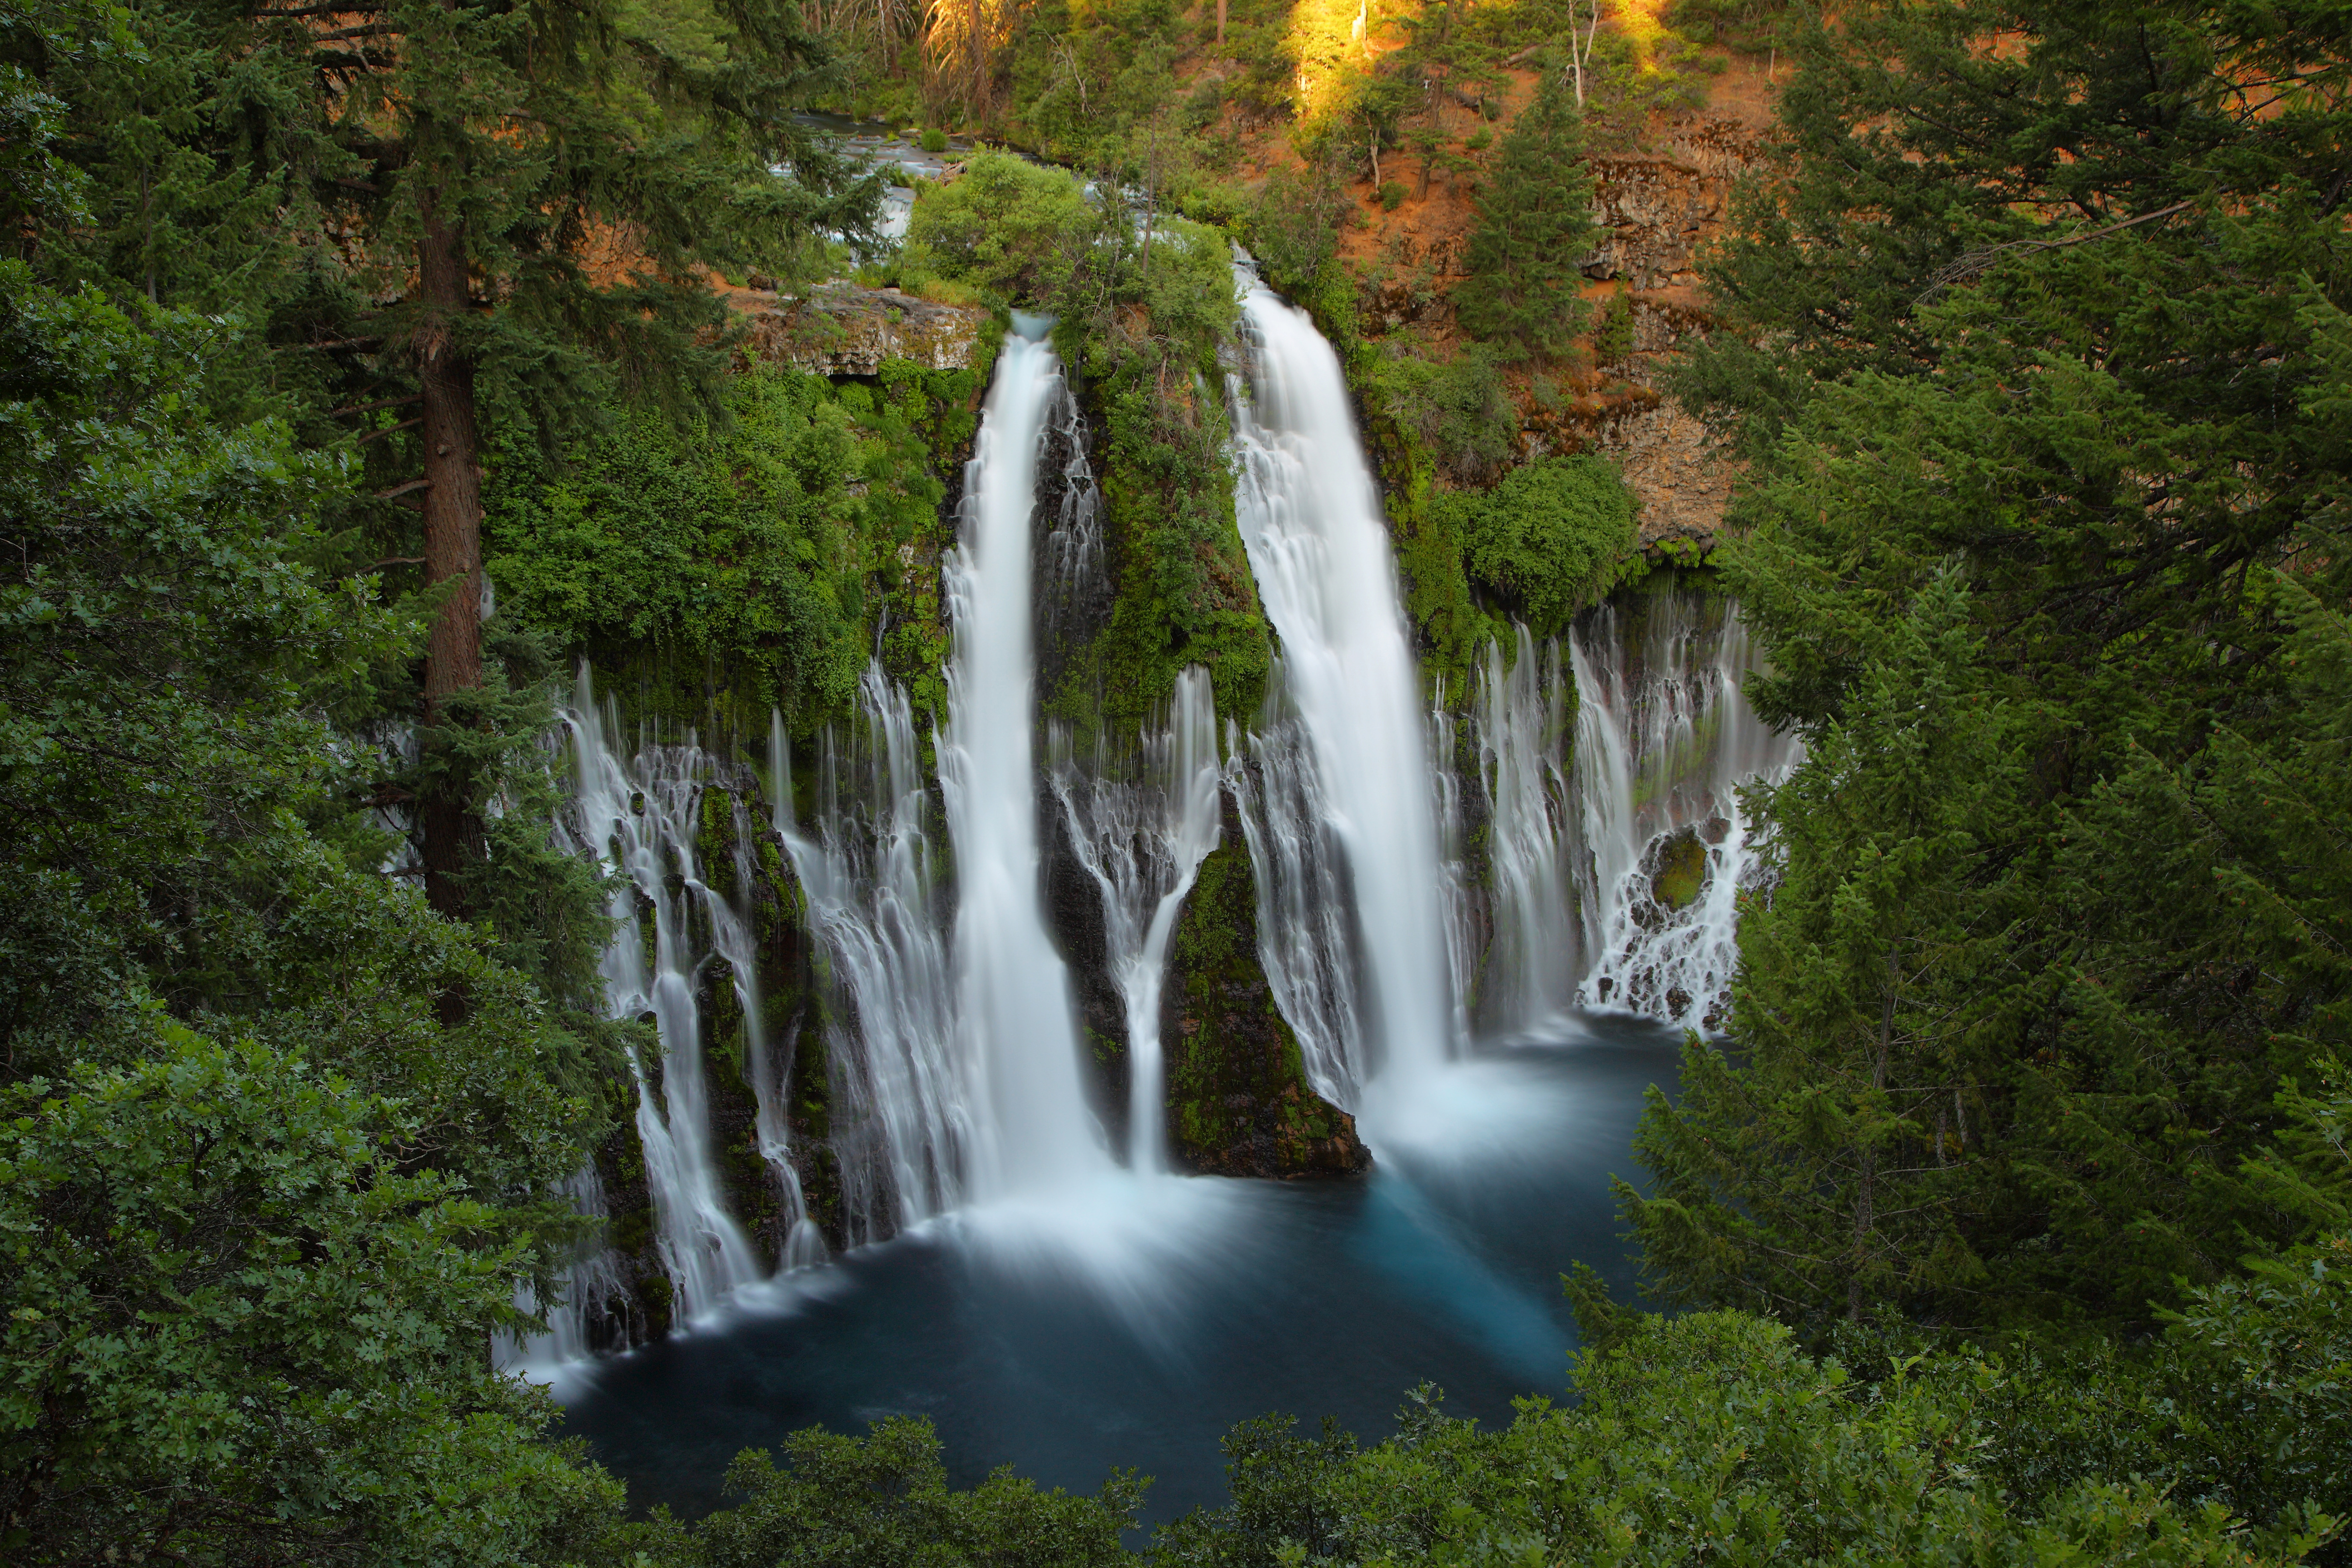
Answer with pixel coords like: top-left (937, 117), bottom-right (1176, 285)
top-left (937, 330), bottom-right (1110, 1202)
top-left (1230, 284), bottom-right (1457, 1107)
top-left (511, 296), bottom-right (1799, 1369)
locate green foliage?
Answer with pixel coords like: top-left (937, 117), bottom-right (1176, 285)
top-left (1068, 208), bottom-right (1270, 730)
top-left (645, 1415), bottom-right (1142, 1567)
top-left (905, 151), bottom-right (1095, 306)
top-left (1362, 333), bottom-right (1520, 485)
top-left (922, 126), bottom-right (950, 152)
top-left (1636, 0), bottom-right (2352, 1338)
top-left (902, 139), bottom-right (1267, 731)
top-left (0, 1025), bottom-right (625, 1566)
top-left (1437, 454), bottom-right (1637, 637)
top-left (0, 253), bottom-right (622, 1565)
top-left (1593, 288), bottom-right (1635, 366)
top-left (485, 363), bottom-right (868, 727)
top-left (1451, 69), bottom-right (1597, 361)
top-left (1153, 1311), bottom-right (2327, 1567)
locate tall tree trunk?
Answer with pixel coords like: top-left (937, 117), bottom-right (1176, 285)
top-left (415, 192), bottom-right (484, 924)
top-left (1216, 0), bottom-right (1225, 45)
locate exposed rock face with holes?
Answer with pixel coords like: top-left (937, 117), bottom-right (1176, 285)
top-left (1575, 116), bottom-right (1766, 546)
top-left (741, 282), bottom-right (986, 375)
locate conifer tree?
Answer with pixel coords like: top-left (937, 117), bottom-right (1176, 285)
top-left (1621, 0), bottom-right (2352, 1336)
top-left (37, 0), bottom-right (880, 916)
top-left (1452, 65), bottom-right (1595, 361)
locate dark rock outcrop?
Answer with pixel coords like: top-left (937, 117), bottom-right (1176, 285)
top-left (1161, 796), bottom-right (1371, 1178)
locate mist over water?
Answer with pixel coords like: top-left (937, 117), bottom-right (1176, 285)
top-left (557, 1014), bottom-right (1684, 1524)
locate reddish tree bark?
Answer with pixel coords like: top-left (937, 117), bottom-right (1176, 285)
top-left (414, 191), bottom-right (484, 923)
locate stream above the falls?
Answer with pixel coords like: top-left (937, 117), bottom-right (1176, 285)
top-left (554, 1010), bottom-right (1681, 1526)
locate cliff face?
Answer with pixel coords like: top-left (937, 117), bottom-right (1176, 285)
top-left (739, 282), bottom-right (990, 375)
top-left (1575, 113), bottom-right (1767, 552)
top-left (1309, 71), bottom-right (1773, 556)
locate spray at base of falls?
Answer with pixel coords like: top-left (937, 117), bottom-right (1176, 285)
top-left (1049, 667), bottom-right (1224, 1175)
top-left (1568, 590), bottom-right (1804, 1030)
top-left (1228, 278), bottom-right (1459, 1109)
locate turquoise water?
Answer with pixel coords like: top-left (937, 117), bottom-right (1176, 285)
top-left (557, 1012), bottom-right (1680, 1524)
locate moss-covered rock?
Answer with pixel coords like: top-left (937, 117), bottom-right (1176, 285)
top-left (1162, 798), bottom-right (1370, 1178)
top-left (1651, 828), bottom-right (1708, 912)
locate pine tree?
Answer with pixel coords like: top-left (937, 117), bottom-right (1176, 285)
top-left (1452, 65), bottom-right (1595, 362)
top-left (1621, 0), bottom-right (2352, 1336)
top-left (37, 0), bottom-right (881, 916)
top-left (1622, 573), bottom-right (2024, 1331)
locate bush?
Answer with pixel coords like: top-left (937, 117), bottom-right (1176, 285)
top-left (905, 151), bottom-right (1093, 305)
top-left (1152, 1311), bottom-right (2326, 1567)
top-left (1239, 158), bottom-right (1347, 293)
top-left (638, 1415), bottom-right (1142, 1567)
top-left (1378, 179), bottom-right (1408, 210)
top-left (1436, 452), bottom-right (1637, 631)
top-left (483, 364), bottom-right (871, 723)
top-left (1362, 334), bottom-right (1519, 484)
top-left (920, 127), bottom-right (949, 152)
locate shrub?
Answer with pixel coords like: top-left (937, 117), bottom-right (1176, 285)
top-left (1364, 334), bottom-right (1521, 483)
top-left (1436, 452), bottom-right (1637, 631)
top-left (905, 151), bottom-right (1093, 305)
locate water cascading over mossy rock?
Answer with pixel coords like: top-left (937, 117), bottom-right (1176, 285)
top-left (550, 705), bottom-right (836, 1354)
top-left (1161, 804), bottom-right (1371, 1178)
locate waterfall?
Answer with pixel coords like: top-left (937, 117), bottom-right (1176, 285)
top-left (1429, 678), bottom-right (1480, 1049)
top-left (1049, 667), bottom-right (1224, 1174)
top-left (1568, 589), bottom-right (1804, 1030)
top-left (1228, 280), bottom-right (1457, 1105)
top-left (1471, 629), bottom-right (1579, 1033)
top-left (558, 674), bottom-right (784, 1322)
top-left (496, 1167), bottom-right (634, 1380)
top-left (938, 326), bottom-right (1115, 1198)
top-left (773, 667), bottom-right (964, 1246)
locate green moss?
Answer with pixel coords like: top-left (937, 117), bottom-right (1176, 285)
top-left (1652, 829), bottom-right (1708, 911)
top-left (1162, 832), bottom-right (1367, 1176)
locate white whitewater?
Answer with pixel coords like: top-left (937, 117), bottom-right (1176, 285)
top-left (938, 328), bottom-right (1116, 1198)
top-left (1049, 667), bottom-right (1224, 1174)
top-left (556, 675), bottom-right (790, 1321)
top-left (1229, 281), bottom-right (1458, 1106)
top-left (1226, 700), bottom-right (1365, 1106)
top-left (495, 1166), bottom-right (632, 1385)
top-left (772, 670), bottom-right (965, 1245)
top-left (1471, 628), bottom-right (1578, 1033)
top-left (1569, 591), bottom-right (1804, 1030)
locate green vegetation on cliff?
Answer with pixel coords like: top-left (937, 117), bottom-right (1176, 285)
top-left (484, 354), bottom-right (987, 736)
top-left (1638, 0), bottom-right (2352, 1341)
top-left (905, 151), bottom-right (1272, 731)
